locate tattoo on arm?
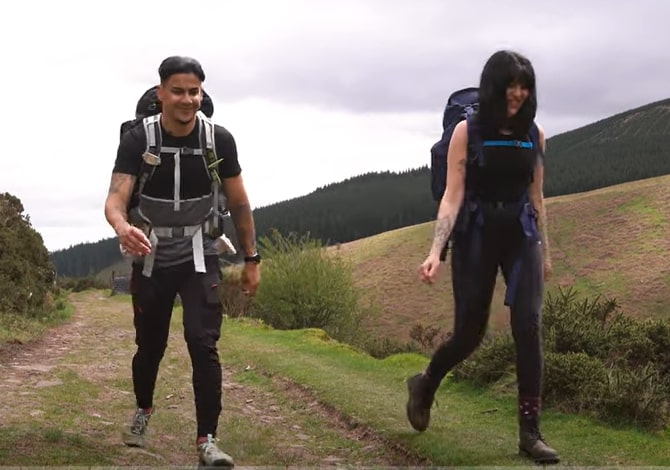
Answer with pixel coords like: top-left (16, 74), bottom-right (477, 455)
top-left (105, 173), bottom-right (136, 232)
top-left (428, 155), bottom-right (466, 257)
top-left (108, 173), bottom-right (135, 195)
top-left (228, 202), bottom-right (257, 255)
top-left (430, 214), bottom-right (455, 257)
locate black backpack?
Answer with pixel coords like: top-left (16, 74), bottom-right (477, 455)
top-left (119, 85), bottom-right (215, 139)
top-left (121, 87), bottom-right (225, 238)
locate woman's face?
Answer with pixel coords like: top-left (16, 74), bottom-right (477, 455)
top-left (506, 81), bottom-right (530, 117)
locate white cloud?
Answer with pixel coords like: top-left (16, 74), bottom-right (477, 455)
top-left (1, 0), bottom-right (668, 252)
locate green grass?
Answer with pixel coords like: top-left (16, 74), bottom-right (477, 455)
top-left (218, 318), bottom-right (670, 466)
top-left (0, 291), bottom-right (408, 467)
top-left (0, 293), bottom-right (73, 347)
top-left (3, 290), bottom-right (670, 466)
top-left (0, 426), bottom-right (120, 466)
top-left (331, 174), bottom-right (670, 344)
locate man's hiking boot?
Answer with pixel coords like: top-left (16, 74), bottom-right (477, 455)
top-left (518, 417), bottom-right (560, 464)
top-left (122, 407), bottom-right (152, 447)
top-left (198, 434), bottom-right (235, 467)
top-left (406, 372), bottom-right (437, 432)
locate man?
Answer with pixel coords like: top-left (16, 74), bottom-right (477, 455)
top-left (104, 55), bottom-right (260, 467)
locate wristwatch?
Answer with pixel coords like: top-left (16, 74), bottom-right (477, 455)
top-left (244, 252), bottom-right (261, 264)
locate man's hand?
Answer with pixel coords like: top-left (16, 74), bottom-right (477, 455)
top-left (116, 222), bottom-right (151, 257)
top-left (419, 253), bottom-right (442, 284)
top-left (241, 262), bottom-right (260, 296)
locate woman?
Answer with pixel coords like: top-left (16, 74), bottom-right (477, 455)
top-left (405, 50), bottom-right (559, 464)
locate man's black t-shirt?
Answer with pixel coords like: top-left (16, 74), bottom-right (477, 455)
top-left (114, 118), bottom-right (242, 198)
top-left (113, 116), bottom-right (242, 268)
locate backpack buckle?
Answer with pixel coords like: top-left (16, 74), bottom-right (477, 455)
top-left (142, 152), bottom-right (161, 166)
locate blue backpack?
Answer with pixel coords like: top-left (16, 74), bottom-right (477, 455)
top-left (429, 87), bottom-right (540, 202)
top-left (430, 87), bottom-right (479, 201)
top-left (430, 87), bottom-right (540, 263)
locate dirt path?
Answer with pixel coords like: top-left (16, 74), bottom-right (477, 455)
top-left (0, 291), bottom-right (421, 467)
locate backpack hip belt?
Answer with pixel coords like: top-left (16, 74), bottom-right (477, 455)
top-left (142, 224), bottom-right (207, 277)
top-left (458, 191), bottom-right (539, 307)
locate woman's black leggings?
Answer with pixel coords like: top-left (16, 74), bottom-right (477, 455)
top-left (426, 223), bottom-right (544, 399)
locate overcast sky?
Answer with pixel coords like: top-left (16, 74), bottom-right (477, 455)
top-left (1, 0), bottom-right (669, 252)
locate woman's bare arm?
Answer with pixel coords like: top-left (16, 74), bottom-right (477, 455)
top-left (428, 120), bottom-right (468, 258)
top-left (528, 124), bottom-right (550, 265)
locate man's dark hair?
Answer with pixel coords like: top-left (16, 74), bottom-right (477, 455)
top-left (477, 50), bottom-right (537, 137)
top-left (158, 56), bottom-right (206, 83)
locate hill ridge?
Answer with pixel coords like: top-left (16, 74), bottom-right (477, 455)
top-left (338, 173), bottom-right (670, 343)
top-left (51, 95), bottom-right (670, 278)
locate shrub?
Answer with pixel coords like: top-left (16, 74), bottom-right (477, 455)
top-left (0, 192), bottom-right (56, 318)
top-left (249, 230), bottom-right (377, 345)
top-left (451, 333), bottom-right (517, 386)
top-left (447, 286), bottom-right (670, 431)
top-left (359, 335), bottom-right (421, 359)
top-left (542, 351), bottom-right (609, 413)
top-left (600, 363), bottom-right (670, 430)
top-left (57, 276), bottom-right (108, 293)
top-left (409, 322), bottom-right (450, 354)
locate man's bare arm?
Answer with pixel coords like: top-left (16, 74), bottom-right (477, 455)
top-left (428, 120), bottom-right (468, 258)
top-left (222, 174), bottom-right (257, 256)
top-left (104, 173), bottom-right (135, 233)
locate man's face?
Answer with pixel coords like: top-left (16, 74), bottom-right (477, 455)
top-left (157, 73), bottom-right (202, 125)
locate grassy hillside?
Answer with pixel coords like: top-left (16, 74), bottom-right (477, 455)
top-left (337, 174), bottom-right (670, 343)
top-left (2, 290), bottom-right (668, 467)
top-left (544, 97), bottom-right (670, 196)
top-left (59, 97), bottom-right (670, 280)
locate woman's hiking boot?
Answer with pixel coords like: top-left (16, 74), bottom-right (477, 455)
top-left (405, 372), bottom-right (437, 432)
top-left (518, 416), bottom-right (560, 464)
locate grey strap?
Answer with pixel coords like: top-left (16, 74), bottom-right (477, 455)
top-left (143, 115), bottom-right (161, 153)
top-left (141, 225), bottom-right (206, 277)
top-left (142, 230), bottom-right (160, 277)
top-left (200, 115), bottom-right (220, 233)
top-left (160, 146), bottom-right (204, 155)
top-left (152, 225), bottom-right (202, 238)
top-left (173, 149), bottom-right (181, 211)
top-left (192, 227), bottom-right (206, 273)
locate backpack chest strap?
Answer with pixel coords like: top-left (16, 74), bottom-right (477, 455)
top-left (160, 146), bottom-right (204, 155)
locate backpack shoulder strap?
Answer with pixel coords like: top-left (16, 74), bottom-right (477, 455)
top-left (465, 113), bottom-right (483, 166)
top-left (197, 113), bottom-right (227, 236)
top-left (197, 112), bottom-right (222, 185)
top-left (142, 114), bottom-right (162, 156)
top-left (134, 115), bottom-right (163, 201)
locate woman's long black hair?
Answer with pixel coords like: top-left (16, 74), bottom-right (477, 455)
top-left (477, 50), bottom-right (537, 137)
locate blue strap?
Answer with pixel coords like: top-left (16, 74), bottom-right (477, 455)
top-left (482, 140), bottom-right (533, 149)
top-left (503, 195), bottom-right (538, 306)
